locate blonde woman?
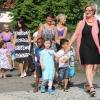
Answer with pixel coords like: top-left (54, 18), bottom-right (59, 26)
top-left (66, 3), bottom-right (100, 97)
top-left (55, 14), bottom-right (67, 51)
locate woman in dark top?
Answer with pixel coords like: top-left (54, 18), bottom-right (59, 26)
top-left (66, 3), bottom-right (100, 97)
top-left (13, 17), bottom-right (31, 78)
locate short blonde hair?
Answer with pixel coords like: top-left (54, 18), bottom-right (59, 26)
top-left (56, 14), bottom-right (67, 25)
top-left (85, 2), bottom-right (96, 15)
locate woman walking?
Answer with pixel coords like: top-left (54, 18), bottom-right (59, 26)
top-left (13, 17), bottom-right (31, 78)
top-left (66, 3), bottom-right (100, 97)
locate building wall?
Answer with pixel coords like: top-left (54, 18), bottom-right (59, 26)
top-left (0, 11), bottom-right (12, 23)
top-left (0, 11), bottom-right (12, 32)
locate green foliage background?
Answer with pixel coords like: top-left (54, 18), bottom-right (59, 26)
top-left (11, 0), bottom-right (95, 33)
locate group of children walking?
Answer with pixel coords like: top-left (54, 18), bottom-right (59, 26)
top-left (33, 38), bottom-right (75, 94)
top-left (0, 13), bottom-right (75, 94)
top-left (0, 36), bottom-right (75, 94)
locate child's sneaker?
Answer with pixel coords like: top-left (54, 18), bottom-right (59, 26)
top-left (48, 88), bottom-right (54, 94)
top-left (40, 86), bottom-right (46, 93)
top-left (23, 71), bottom-right (27, 77)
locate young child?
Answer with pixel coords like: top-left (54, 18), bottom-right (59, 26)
top-left (39, 39), bottom-right (58, 94)
top-left (33, 37), bottom-right (44, 92)
top-left (57, 39), bottom-right (72, 91)
top-left (0, 41), bottom-right (12, 78)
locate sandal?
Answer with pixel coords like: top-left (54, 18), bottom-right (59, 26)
top-left (90, 87), bottom-right (96, 97)
top-left (84, 84), bottom-right (90, 92)
top-left (63, 88), bottom-right (68, 92)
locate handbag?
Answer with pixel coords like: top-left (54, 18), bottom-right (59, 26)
top-left (69, 66), bottom-right (75, 77)
top-left (68, 49), bottom-right (75, 77)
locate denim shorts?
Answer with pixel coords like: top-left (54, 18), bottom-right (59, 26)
top-left (58, 67), bottom-right (69, 81)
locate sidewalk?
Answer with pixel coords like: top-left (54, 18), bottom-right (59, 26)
top-left (0, 70), bottom-right (100, 100)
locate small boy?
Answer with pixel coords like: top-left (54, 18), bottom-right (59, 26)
top-left (33, 37), bottom-right (44, 92)
top-left (57, 39), bottom-right (72, 91)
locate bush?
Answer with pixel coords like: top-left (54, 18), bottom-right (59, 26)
top-left (11, 0), bottom-right (94, 32)
top-left (67, 24), bottom-right (76, 34)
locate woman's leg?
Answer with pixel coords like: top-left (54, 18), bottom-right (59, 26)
top-left (19, 62), bottom-right (24, 77)
top-left (84, 64), bottom-right (96, 92)
top-left (23, 61), bottom-right (27, 76)
top-left (92, 64), bottom-right (97, 79)
top-left (85, 64), bottom-right (96, 96)
top-left (12, 60), bottom-right (15, 69)
top-left (85, 64), bottom-right (97, 87)
top-left (85, 64), bottom-right (94, 88)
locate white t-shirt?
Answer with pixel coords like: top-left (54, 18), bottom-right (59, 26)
top-left (57, 49), bottom-right (71, 68)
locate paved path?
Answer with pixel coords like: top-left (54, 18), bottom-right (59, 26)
top-left (0, 69), bottom-right (100, 100)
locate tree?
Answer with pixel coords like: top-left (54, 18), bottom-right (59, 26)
top-left (11, 0), bottom-right (94, 32)
top-left (96, 1), bottom-right (100, 14)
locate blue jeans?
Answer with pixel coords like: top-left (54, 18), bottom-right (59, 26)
top-left (58, 67), bottom-right (69, 81)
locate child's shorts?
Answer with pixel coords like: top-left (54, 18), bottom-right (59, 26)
top-left (58, 67), bottom-right (69, 81)
top-left (35, 65), bottom-right (42, 78)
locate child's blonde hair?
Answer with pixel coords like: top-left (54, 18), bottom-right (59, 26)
top-left (56, 14), bottom-right (67, 25)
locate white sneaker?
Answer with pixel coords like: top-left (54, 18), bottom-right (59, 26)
top-left (20, 74), bottom-right (24, 78)
top-left (23, 71), bottom-right (27, 77)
